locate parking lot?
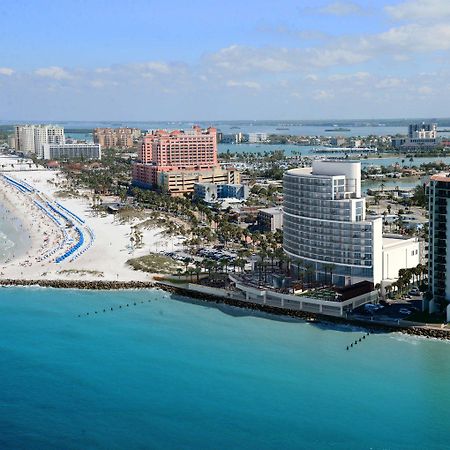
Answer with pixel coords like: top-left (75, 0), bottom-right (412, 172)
top-left (351, 293), bottom-right (423, 322)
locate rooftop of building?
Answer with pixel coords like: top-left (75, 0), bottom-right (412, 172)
top-left (258, 206), bottom-right (283, 214)
top-left (145, 125), bottom-right (217, 138)
top-left (195, 182), bottom-right (243, 188)
top-left (382, 234), bottom-right (419, 249)
top-left (286, 159), bottom-right (361, 178)
top-left (431, 173), bottom-right (450, 182)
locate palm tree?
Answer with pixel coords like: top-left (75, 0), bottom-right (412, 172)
top-left (188, 268), bottom-right (195, 283)
top-left (274, 247), bottom-right (285, 269)
top-left (237, 258), bottom-right (246, 273)
top-left (183, 257), bottom-right (191, 275)
top-left (194, 261), bottom-right (202, 282)
top-left (219, 258), bottom-right (228, 274)
top-left (328, 263), bottom-right (336, 286)
top-left (305, 263), bottom-right (315, 285)
top-left (257, 249), bottom-right (267, 281)
top-left (203, 259), bottom-right (214, 279)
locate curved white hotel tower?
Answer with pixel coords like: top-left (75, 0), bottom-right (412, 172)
top-left (283, 160), bottom-right (383, 287)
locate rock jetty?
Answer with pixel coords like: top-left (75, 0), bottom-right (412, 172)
top-left (0, 279), bottom-right (154, 290)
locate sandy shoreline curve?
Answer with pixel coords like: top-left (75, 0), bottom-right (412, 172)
top-left (0, 156), bottom-right (184, 282)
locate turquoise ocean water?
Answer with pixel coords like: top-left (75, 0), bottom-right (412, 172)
top-left (1, 287), bottom-right (450, 449)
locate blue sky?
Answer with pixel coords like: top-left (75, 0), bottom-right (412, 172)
top-left (0, 0), bottom-right (449, 120)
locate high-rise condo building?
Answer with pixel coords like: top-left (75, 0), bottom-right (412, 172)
top-left (93, 128), bottom-right (141, 149)
top-left (393, 122), bottom-right (438, 150)
top-left (15, 125), bottom-right (36, 153)
top-left (132, 126), bottom-right (239, 195)
top-left (15, 125), bottom-right (65, 155)
top-left (283, 160), bottom-right (420, 288)
top-left (427, 173), bottom-right (450, 318)
top-left (248, 132), bottom-right (268, 143)
top-left (408, 123), bottom-right (437, 140)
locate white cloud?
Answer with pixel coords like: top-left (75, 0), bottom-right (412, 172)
top-left (329, 71), bottom-right (370, 81)
top-left (226, 80), bottom-right (261, 89)
top-left (206, 45), bottom-right (298, 73)
top-left (313, 90), bottom-right (335, 100)
top-left (95, 67), bottom-right (111, 74)
top-left (135, 61), bottom-right (172, 74)
top-left (378, 23), bottom-right (450, 51)
top-left (90, 80), bottom-right (106, 88)
top-left (318, 1), bottom-right (365, 16)
top-left (307, 47), bottom-right (371, 66)
top-left (34, 66), bottom-right (73, 80)
top-left (418, 86), bottom-right (433, 95)
top-left (385, 0), bottom-right (450, 21)
top-left (375, 77), bottom-right (404, 89)
top-left (0, 67), bottom-right (14, 76)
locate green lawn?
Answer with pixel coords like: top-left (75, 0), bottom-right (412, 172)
top-left (127, 253), bottom-right (183, 274)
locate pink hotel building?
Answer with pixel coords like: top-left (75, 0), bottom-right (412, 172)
top-left (132, 126), bottom-right (240, 195)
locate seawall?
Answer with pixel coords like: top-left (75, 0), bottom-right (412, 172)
top-left (155, 282), bottom-right (450, 341)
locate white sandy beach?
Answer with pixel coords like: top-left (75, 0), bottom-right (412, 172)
top-left (0, 156), bottom-right (184, 281)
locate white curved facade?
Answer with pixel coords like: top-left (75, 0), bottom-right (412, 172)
top-left (283, 160), bottom-right (383, 287)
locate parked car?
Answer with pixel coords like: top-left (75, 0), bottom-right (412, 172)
top-left (409, 288), bottom-right (421, 296)
top-left (364, 303), bottom-right (383, 312)
top-left (399, 308), bottom-right (411, 315)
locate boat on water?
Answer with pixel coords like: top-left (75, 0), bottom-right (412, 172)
top-left (276, 127), bottom-right (289, 130)
top-left (324, 127), bottom-right (351, 132)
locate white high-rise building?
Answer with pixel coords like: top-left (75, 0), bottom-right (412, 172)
top-left (283, 160), bottom-right (420, 288)
top-left (14, 124), bottom-right (65, 155)
top-left (35, 125), bottom-right (65, 158)
top-left (15, 125), bottom-right (35, 153)
top-left (248, 132), bottom-right (268, 143)
top-left (34, 126), bottom-right (50, 158)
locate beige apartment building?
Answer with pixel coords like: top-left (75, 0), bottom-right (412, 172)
top-left (158, 166), bottom-right (240, 196)
top-left (93, 128), bottom-right (141, 149)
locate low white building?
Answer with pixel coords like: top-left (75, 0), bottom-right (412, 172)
top-left (382, 235), bottom-right (421, 282)
top-left (258, 207), bottom-right (283, 232)
top-left (40, 143), bottom-right (101, 160)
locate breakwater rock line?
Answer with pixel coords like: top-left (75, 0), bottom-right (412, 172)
top-left (155, 282), bottom-right (450, 342)
top-left (0, 278), bottom-right (155, 290)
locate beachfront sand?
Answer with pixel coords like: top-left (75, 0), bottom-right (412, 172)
top-left (0, 156), bottom-right (184, 282)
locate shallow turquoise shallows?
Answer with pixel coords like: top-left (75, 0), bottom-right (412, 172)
top-left (1, 287), bottom-right (450, 449)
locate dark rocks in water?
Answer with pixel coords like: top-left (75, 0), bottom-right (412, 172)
top-left (0, 278), bottom-right (155, 290)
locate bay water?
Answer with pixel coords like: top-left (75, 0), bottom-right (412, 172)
top-left (1, 287), bottom-right (450, 449)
